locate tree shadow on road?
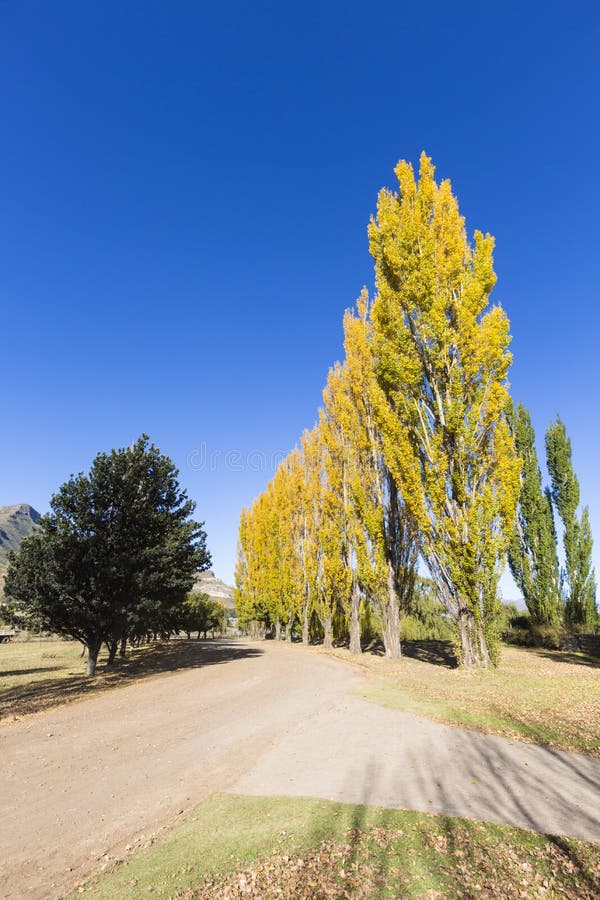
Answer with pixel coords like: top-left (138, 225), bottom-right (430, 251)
top-left (0, 639), bottom-right (263, 721)
top-left (403, 727), bottom-right (600, 895)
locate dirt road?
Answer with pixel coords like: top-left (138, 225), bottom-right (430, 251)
top-left (2, 640), bottom-right (600, 899)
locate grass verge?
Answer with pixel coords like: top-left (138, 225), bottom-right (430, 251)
top-left (324, 643), bottom-right (600, 756)
top-left (71, 793), bottom-right (600, 898)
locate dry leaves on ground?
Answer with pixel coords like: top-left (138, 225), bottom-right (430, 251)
top-left (176, 821), bottom-right (600, 899)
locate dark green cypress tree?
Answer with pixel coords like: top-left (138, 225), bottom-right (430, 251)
top-left (508, 404), bottom-right (563, 625)
top-left (545, 418), bottom-right (597, 630)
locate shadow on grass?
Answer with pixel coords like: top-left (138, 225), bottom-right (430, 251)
top-left (351, 637), bottom-right (597, 672)
top-left (400, 640), bottom-right (458, 669)
top-left (361, 639), bottom-right (599, 672)
top-left (474, 700), bottom-right (600, 757)
top-left (531, 648), bottom-right (600, 669)
top-left (300, 752), bottom-right (600, 898)
top-left (0, 639), bottom-right (263, 721)
top-left (547, 832), bottom-right (600, 896)
top-left (344, 637), bottom-right (458, 669)
top-left (0, 665), bottom-right (63, 678)
top-left (209, 787), bottom-right (600, 898)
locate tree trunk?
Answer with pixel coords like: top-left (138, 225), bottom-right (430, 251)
top-left (382, 612), bottom-right (401, 659)
top-left (349, 580), bottom-right (362, 654)
top-left (302, 604), bottom-right (309, 646)
top-left (275, 620), bottom-right (282, 641)
top-left (457, 608), bottom-right (490, 668)
top-left (86, 642), bottom-right (100, 676)
top-left (382, 565), bottom-right (401, 659)
top-left (323, 616), bottom-right (333, 649)
top-left (119, 635), bottom-right (127, 658)
top-left (284, 618), bottom-right (292, 642)
top-left (106, 639), bottom-right (118, 666)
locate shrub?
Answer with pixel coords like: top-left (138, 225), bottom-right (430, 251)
top-left (502, 627), bottom-right (533, 647)
top-left (530, 624), bottom-right (565, 650)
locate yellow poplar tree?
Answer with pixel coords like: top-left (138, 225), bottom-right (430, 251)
top-left (322, 291), bottom-right (417, 658)
top-left (310, 424), bottom-right (350, 647)
top-left (279, 448), bottom-right (307, 640)
top-left (369, 154), bottom-right (521, 667)
top-left (318, 382), bottom-right (362, 652)
top-left (234, 507), bottom-right (255, 630)
top-left (254, 488), bottom-right (284, 638)
top-left (298, 428), bottom-right (322, 645)
top-left (268, 460), bottom-right (303, 640)
top-left (235, 498), bottom-right (272, 635)
top-left (236, 449), bottom-right (316, 643)
top-left (236, 485), bottom-right (287, 639)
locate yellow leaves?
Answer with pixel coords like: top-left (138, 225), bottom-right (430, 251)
top-left (471, 230), bottom-right (497, 298)
top-left (370, 152), bottom-right (520, 626)
top-left (237, 151), bottom-right (521, 653)
top-left (477, 305), bottom-right (511, 380)
top-left (394, 156), bottom-right (418, 200)
top-left (417, 150), bottom-right (436, 191)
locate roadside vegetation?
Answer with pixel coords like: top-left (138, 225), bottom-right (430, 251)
top-left (73, 793), bottom-right (600, 899)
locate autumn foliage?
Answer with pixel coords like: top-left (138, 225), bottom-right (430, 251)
top-left (235, 154), bottom-right (595, 666)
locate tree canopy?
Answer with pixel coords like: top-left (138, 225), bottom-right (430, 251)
top-left (181, 593), bottom-right (227, 638)
top-left (368, 154), bottom-right (520, 666)
top-left (5, 435), bottom-right (210, 674)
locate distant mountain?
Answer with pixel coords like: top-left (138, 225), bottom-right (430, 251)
top-left (0, 504), bottom-right (40, 566)
top-left (192, 569), bottom-right (235, 609)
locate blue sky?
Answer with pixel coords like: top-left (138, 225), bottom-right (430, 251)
top-left (1, 1), bottom-right (599, 596)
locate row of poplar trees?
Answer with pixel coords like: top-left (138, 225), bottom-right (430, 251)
top-left (509, 406), bottom-right (597, 631)
top-left (235, 154), bottom-right (594, 668)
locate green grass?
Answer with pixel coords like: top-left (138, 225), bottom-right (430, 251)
top-left (72, 794), bottom-right (600, 898)
top-left (0, 638), bottom-right (94, 692)
top-left (337, 643), bottom-right (600, 756)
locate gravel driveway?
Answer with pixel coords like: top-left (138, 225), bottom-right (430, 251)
top-left (1, 639), bottom-right (599, 899)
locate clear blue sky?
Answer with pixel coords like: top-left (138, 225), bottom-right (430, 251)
top-left (1, 1), bottom-right (599, 595)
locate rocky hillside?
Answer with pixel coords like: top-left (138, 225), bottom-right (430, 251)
top-left (0, 504), bottom-right (40, 566)
top-left (192, 570), bottom-right (235, 609)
